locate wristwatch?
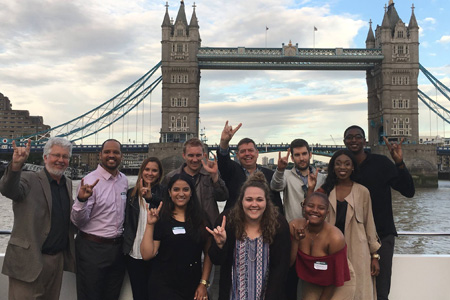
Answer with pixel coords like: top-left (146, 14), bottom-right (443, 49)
top-left (372, 253), bottom-right (381, 260)
top-left (200, 279), bottom-right (210, 288)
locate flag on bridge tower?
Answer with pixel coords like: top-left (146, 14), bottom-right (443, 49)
top-left (314, 26), bottom-right (318, 31)
top-left (266, 26), bottom-right (269, 31)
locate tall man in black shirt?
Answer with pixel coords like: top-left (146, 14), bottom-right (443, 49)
top-left (0, 137), bottom-right (75, 300)
top-left (344, 125), bottom-right (415, 300)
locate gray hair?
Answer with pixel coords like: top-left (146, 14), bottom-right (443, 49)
top-left (42, 137), bottom-right (73, 159)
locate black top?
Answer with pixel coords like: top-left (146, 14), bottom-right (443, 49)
top-left (151, 217), bottom-right (208, 299)
top-left (216, 149), bottom-right (283, 213)
top-left (41, 169), bottom-right (70, 255)
top-left (335, 200), bottom-right (348, 234)
top-left (123, 184), bottom-right (165, 255)
top-left (353, 152), bottom-right (415, 238)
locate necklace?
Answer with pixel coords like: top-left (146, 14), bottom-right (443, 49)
top-left (307, 226), bottom-right (321, 247)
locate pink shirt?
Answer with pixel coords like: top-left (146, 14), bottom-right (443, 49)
top-left (71, 165), bottom-right (128, 238)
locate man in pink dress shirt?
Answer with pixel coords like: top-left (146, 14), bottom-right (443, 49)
top-left (71, 139), bottom-right (129, 300)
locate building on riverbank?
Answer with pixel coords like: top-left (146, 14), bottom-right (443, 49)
top-left (0, 93), bottom-right (50, 141)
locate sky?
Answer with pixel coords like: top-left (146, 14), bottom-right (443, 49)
top-left (1, 0), bottom-right (450, 148)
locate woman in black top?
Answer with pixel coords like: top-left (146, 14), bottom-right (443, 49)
top-left (123, 157), bottom-right (164, 300)
top-left (141, 173), bottom-right (212, 300)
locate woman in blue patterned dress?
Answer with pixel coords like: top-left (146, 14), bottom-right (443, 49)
top-left (207, 172), bottom-right (291, 300)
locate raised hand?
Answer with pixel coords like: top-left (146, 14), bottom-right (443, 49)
top-left (307, 168), bottom-right (319, 191)
top-left (11, 139), bottom-right (31, 171)
top-left (277, 148), bottom-right (290, 172)
top-left (77, 178), bottom-right (100, 202)
top-left (140, 178), bottom-right (152, 199)
top-left (201, 153), bottom-right (219, 182)
top-left (146, 200), bottom-right (163, 225)
top-left (291, 220), bottom-right (309, 241)
top-left (206, 215), bottom-right (227, 249)
top-left (219, 121), bottom-right (242, 149)
top-left (383, 136), bottom-right (404, 164)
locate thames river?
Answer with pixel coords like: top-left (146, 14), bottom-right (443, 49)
top-left (1, 177), bottom-right (450, 254)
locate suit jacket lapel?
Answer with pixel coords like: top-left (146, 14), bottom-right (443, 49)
top-left (38, 169), bottom-right (52, 214)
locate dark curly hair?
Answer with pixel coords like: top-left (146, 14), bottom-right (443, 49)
top-left (321, 149), bottom-right (358, 195)
top-left (228, 172), bottom-right (280, 244)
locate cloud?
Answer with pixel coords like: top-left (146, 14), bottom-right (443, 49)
top-left (423, 17), bottom-right (436, 24)
top-left (1, 0), bottom-right (445, 145)
top-left (437, 35), bottom-right (450, 44)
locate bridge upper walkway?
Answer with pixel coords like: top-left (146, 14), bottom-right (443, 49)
top-left (197, 47), bottom-right (384, 70)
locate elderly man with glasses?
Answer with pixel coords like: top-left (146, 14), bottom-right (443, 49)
top-left (0, 137), bottom-right (75, 300)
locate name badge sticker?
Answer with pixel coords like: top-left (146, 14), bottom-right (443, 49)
top-left (172, 227), bottom-right (186, 235)
top-left (314, 261), bottom-right (328, 270)
top-left (121, 192), bottom-right (127, 201)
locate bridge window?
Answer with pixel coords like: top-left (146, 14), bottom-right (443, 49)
top-left (404, 99), bottom-right (410, 108)
top-left (177, 29), bottom-right (184, 37)
top-left (397, 31), bottom-right (404, 38)
top-left (177, 44), bottom-right (183, 53)
top-left (398, 46), bottom-right (404, 54)
top-left (184, 75), bottom-right (188, 83)
top-left (392, 99), bottom-right (397, 108)
top-left (171, 75), bottom-right (176, 83)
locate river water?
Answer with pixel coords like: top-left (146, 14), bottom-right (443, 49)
top-left (1, 177), bottom-right (450, 254)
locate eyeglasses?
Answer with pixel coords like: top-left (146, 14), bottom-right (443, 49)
top-left (48, 153), bottom-right (70, 160)
top-left (344, 134), bottom-right (364, 141)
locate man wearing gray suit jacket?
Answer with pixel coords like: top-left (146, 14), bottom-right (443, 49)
top-left (0, 137), bottom-right (76, 300)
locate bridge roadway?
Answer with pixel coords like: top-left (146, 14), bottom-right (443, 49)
top-left (1, 143), bottom-right (449, 156)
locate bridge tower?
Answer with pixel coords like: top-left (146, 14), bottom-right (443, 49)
top-left (366, 1), bottom-right (419, 145)
top-left (160, 1), bottom-right (201, 143)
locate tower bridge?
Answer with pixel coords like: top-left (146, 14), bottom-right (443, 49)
top-left (2, 0), bottom-right (448, 186)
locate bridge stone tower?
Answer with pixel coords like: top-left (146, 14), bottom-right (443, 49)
top-left (160, 1), bottom-right (201, 143)
top-left (366, 1), bottom-right (419, 146)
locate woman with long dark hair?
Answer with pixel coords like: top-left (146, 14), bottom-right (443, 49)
top-left (141, 173), bottom-right (212, 300)
top-left (123, 157), bottom-right (165, 300)
top-left (207, 172), bottom-right (291, 300)
top-left (319, 149), bottom-right (381, 300)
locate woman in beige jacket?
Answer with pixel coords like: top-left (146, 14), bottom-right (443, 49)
top-left (319, 150), bottom-right (381, 300)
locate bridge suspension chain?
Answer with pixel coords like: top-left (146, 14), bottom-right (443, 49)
top-left (13, 62), bottom-right (162, 145)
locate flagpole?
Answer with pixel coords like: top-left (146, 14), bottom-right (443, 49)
top-left (265, 25), bottom-right (268, 48)
top-left (313, 26), bottom-right (315, 48)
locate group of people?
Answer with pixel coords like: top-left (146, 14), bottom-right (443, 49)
top-left (0, 121), bottom-right (415, 300)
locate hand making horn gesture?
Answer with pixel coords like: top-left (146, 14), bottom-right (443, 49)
top-left (201, 153), bottom-right (219, 182)
top-left (291, 220), bottom-right (309, 241)
top-left (220, 120), bottom-right (242, 149)
top-left (146, 201), bottom-right (163, 225)
top-left (77, 178), bottom-right (100, 202)
top-left (277, 148), bottom-right (291, 172)
top-left (383, 136), bottom-right (404, 165)
top-left (11, 139), bottom-right (31, 171)
top-left (206, 215), bottom-right (227, 249)
top-left (307, 168), bottom-right (319, 191)
top-left (140, 178), bottom-right (152, 199)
